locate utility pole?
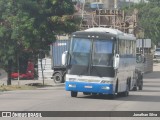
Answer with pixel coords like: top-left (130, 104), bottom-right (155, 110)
top-left (81, 0), bottom-right (85, 19)
top-left (40, 58), bottom-right (44, 86)
top-left (17, 53), bottom-right (20, 86)
top-left (39, 50), bottom-right (45, 86)
top-left (114, 0), bottom-right (117, 29)
top-left (114, 0), bottom-right (118, 9)
top-left (7, 60), bottom-right (12, 85)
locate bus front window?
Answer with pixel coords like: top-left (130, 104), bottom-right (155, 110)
top-left (70, 38), bottom-right (91, 66)
top-left (92, 40), bottom-right (113, 66)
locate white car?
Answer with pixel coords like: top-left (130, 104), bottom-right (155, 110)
top-left (154, 48), bottom-right (160, 58)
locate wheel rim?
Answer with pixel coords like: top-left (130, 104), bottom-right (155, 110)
top-left (55, 76), bottom-right (60, 82)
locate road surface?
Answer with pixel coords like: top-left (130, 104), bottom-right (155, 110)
top-left (0, 63), bottom-right (160, 120)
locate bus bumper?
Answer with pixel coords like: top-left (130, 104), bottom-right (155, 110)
top-left (65, 81), bottom-right (114, 94)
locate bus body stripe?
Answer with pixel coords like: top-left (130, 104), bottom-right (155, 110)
top-left (65, 81), bottom-right (114, 94)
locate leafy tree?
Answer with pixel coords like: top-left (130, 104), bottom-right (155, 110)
top-left (0, 0), bottom-right (80, 85)
top-left (123, 1), bottom-right (160, 45)
top-left (147, 0), bottom-right (160, 5)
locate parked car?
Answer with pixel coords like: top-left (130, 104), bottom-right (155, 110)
top-left (154, 48), bottom-right (160, 58)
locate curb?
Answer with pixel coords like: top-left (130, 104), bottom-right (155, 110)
top-left (52, 83), bottom-right (65, 87)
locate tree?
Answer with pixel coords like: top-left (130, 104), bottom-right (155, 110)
top-left (147, 0), bottom-right (160, 5)
top-left (123, 1), bottom-right (160, 44)
top-left (0, 0), bottom-right (80, 85)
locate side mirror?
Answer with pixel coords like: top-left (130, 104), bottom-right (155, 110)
top-left (113, 54), bottom-right (119, 69)
top-left (62, 51), bottom-right (68, 66)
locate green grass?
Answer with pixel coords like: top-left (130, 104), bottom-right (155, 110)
top-left (0, 83), bottom-right (53, 92)
top-left (0, 85), bottom-right (37, 91)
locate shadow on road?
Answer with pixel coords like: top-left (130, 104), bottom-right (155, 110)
top-left (144, 85), bottom-right (160, 87)
top-left (77, 93), bottom-right (160, 102)
top-left (144, 80), bottom-right (160, 83)
top-left (144, 71), bottom-right (160, 79)
top-left (117, 94), bottom-right (160, 103)
top-left (139, 89), bottom-right (160, 92)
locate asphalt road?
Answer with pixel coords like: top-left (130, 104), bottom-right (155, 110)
top-left (0, 63), bottom-right (160, 120)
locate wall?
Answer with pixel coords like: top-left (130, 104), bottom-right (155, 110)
top-left (38, 58), bottom-right (53, 80)
top-left (143, 54), bottom-right (153, 73)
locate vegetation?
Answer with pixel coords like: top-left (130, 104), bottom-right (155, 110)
top-left (124, 0), bottom-right (160, 45)
top-left (0, 83), bottom-right (52, 91)
top-left (0, 0), bottom-right (80, 85)
top-left (0, 85), bottom-right (37, 91)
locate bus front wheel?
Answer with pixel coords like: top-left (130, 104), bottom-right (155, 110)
top-left (71, 91), bottom-right (78, 97)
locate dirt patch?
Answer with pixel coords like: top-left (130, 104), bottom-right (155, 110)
top-left (0, 83), bottom-right (53, 92)
top-left (0, 85), bottom-right (37, 91)
top-left (25, 83), bottom-right (53, 88)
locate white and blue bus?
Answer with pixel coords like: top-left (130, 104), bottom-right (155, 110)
top-left (63, 27), bottom-right (138, 98)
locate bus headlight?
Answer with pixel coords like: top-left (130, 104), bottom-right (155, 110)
top-left (101, 86), bottom-right (110, 90)
top-left (68, 84), bottom-right (76, 88)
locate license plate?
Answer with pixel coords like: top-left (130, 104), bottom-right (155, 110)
top-left (84, 86), bottom-right (92, 88)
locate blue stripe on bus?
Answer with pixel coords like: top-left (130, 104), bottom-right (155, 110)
top-left (65, 81), bottom-right (114, 94)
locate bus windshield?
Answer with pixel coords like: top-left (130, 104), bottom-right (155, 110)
top-left (70, 38), bottom-right (113, 66)
top-left (92, 40), bottom-right (113, 66)
top-left (70, 38), bottom-right (91, 65)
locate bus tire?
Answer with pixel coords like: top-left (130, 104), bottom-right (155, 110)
top-left (139, 76), bottom-right (143, 90)
top-left (132, 85), bottom-right (137, 91)
top-left (53, 72), bottom-right (63, 83)
top-left (139, 83), bottom-right (143, 90)
top-left (139, 86), bottom-right (143, 90)
top-left (121, 84), bottom-right (129, 97)
top-left (71, 91), bottom-right (78, 97)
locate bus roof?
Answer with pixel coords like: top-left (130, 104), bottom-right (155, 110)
top-left (85, 27), bottom-right (124, 35)
top-left (84, 27), bottom-right (136, 40)
top-left (72, 27), bottom-right (136, 40)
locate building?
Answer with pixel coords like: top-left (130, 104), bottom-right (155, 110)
top-left (84, 0), bottom-right (115, 9)
top-left (73, 0), bottom-right (148, 9)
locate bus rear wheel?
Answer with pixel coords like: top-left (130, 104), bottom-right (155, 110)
top-left (71, 91), bottom-right (78, 97)
top-left (138, 77), bottom-right (143, 90)
top-left (132, 85), bottom-right (137, 91)
top-left (139, 84), bottom-right (143, 90)
top-left (121, 84), bottom-right (129, 97)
